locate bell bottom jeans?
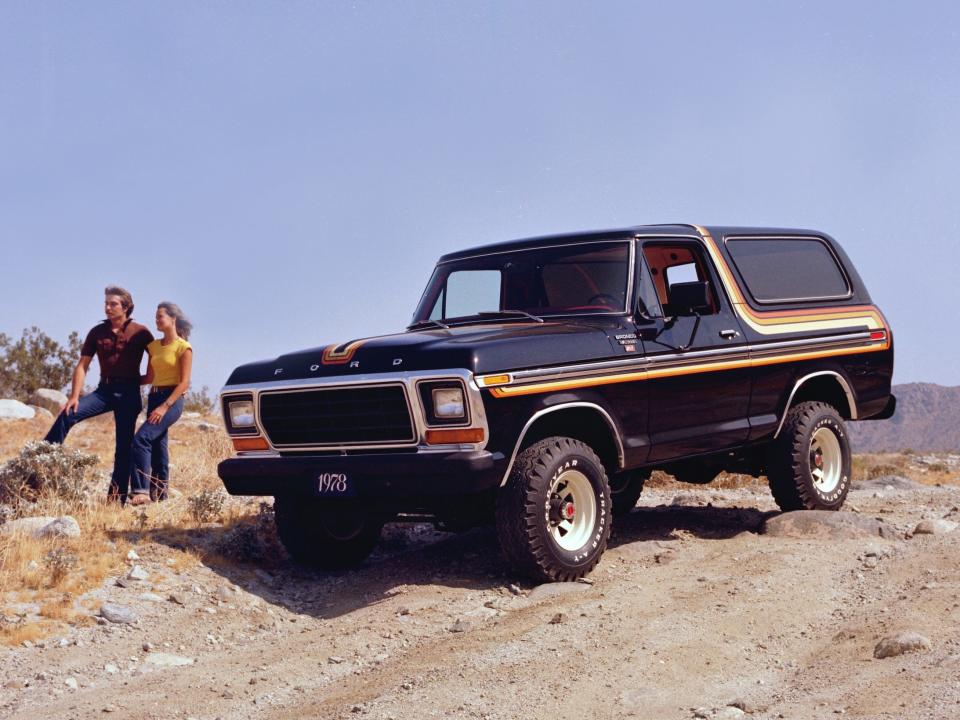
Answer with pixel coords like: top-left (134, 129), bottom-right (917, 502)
top-left (130, 388), bottom-right (184, 499)
top-left (44, 381), bottom-right (142, 501)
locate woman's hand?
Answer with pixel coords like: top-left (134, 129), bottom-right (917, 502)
top-left (148, 404), bottom-right (168, 424)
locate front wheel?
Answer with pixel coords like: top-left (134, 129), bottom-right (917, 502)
top-left (766, 401), bottom-right (852, 511)
top-left (495, 437), bottom-right (611, 582)
top-left (274, 496), bottom-right (383, 570)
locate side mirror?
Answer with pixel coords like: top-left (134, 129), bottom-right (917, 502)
top-left (669, 281), bottom-right (710, 316)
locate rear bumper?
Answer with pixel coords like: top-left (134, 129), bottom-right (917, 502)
top-left (218, 449), bottom-right (506, 501)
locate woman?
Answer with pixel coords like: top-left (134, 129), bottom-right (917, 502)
top-left (129, 302), bottom-right (193, 505)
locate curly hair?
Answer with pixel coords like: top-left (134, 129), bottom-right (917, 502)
top-left (157, 301), bottom-right (193, 340)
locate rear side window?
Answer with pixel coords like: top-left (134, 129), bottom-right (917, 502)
top-left (726, 238), bottom-right (850, 304)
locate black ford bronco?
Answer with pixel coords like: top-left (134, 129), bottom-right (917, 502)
top-left (218, 224), bottom-right (895, 581)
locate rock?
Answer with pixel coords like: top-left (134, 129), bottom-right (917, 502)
top-left (126, 549), bottom-right (140, 561)
top-left (549, 612), bottom-right (565, 624)
top-left (143, 652), bottom-right (194, 667)
top-left (449, 619), bottom-right (472, 633)
top-left (0, 399), bottom-right (35, 420)
top-left (28, 405), bottom-right (53, 418)
top-left (28, 389), bottom-right (68, 415)
top-left (104, 664), bottom-right (119, 674)
top-left (874, 631), bottom-right (932, 659)
top-left (507, 583), bottom-right (523, 596)
top-left (139, 593), bottom-right (165, 603)
top-left (763, 511), bottom-right (892, 540)
top-left (215, 586), bottom-right (234, 601)
top-left (99, 603), bottom-right (138, 625)
top-left (142, 642), bottom-right (153, 652)
top-left (197, 422), bottom-right (217, 432)
top-left (168, 593), bottom-right (186, 606)
top-left (714, 708), bottom-right (746, 719)
top-left (526, 582), bottom-right (590, 602)
top-left (913, 518), bottom-right (958, 536)
top-left (127, 565), bottom-right (149, 581)
top-left (0, 515), bottom-right (81, 539)
top-left (328, 655), bottom-right (345, 664)
top-left (64, 677), bottom-right (78, 690)
top-left (115, 576), bottom-right (132, 589)
top-left (855, 476), bottom-right (923, 492)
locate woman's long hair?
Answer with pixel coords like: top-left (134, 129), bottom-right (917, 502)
top-left (158, 301), bottom-right (193, 340)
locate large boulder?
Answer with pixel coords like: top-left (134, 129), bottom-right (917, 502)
top-left (0, 400), bottom-right (35, 420)
top-left (0, 515), bottom-right (82, 539)
top-left (28, 389), bottom-right (67, 415)
top-left (764, 511), bottom-right (895, 539)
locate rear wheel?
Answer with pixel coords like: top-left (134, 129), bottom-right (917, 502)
top-left (274, 496), bottom-right (383, 569)
top-left (766, 401), bottom-right (851, 511)
top-left (495, 437), bottom-right (611, 582)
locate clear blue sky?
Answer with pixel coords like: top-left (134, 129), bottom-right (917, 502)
top-left (2, 2), bottom-right (958, 391)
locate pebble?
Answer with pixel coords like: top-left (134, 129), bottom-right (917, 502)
top-left (913, 519), bottom-right (958, 536)
top-left (526, 582), bottom-right (589, 602)
top-left (215, 586), bottom-right (234, 601)
top-left (104, 664), bottom-right (119, 674)
top-left (874, 631), bottom-right (932, 659)
top-left (127, 565), bottom-right (149, 581)
top-left (142, 642), bottom-right (153, 652)
top-left (168, 593), bottom-right (186, 606)
top-left (99, 604), bottom-right (138, 625)
top-left (139, 593), bottom-right (165, 603)
top-left (549, 613), bottom-right (565, 624)
top-left (126, 550), bottom-right (140, 561)
top-left (328, 656), bottom-right (345, 664)
top-left (64, 677), bottom-right (78, 690)
top-left (143, 652), bottom-right (194, 667)
top-left (449, 619), bottom-right (472, 633)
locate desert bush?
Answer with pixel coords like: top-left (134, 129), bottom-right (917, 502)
top-left (0, 441), bottom-right (100, 514)
top-left (187, 489), bottom-right (225, 523)
top-left (928, 462), bottom-right (949, 473)
top-left (183, 385), bottom-right (216, 414)
top-left (214, 502), bottom-right (283, 564)
top-left (0, 326), bottom-right (81, 398)
top-left (44, 548), bottom-right (78, 586)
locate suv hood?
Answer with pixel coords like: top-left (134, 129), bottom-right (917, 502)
top-left (224, 321), bottom-right (624, 386)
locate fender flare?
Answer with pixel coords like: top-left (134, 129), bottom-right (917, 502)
top-left (499, 402), bottom-right (625, 487)
top-left (773, 370), bottom-right (857, 439)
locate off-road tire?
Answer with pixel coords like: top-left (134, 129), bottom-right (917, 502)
top-left (274, 496), bottom-right (383, 570)
top-left (766, 401), bottom-right (852, 511)
top-left (609, 469), bottom-right (649, 516)
top-left (495, 436), bottom-right (611, 582)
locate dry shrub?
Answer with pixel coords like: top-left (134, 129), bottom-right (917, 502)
top-left (187, 489), bottom-right (225, 523)
top-left (213, 502), bottom-right (283, 565)
top-left (43, 547), bottom-right (78, 587)
top-left (0, 621), bottom-right (47, 646)
top-left (0, 441), bottom-right (100, 516)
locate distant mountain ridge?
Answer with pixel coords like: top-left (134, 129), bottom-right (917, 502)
top-left (850, 382), bottom-right (960, 453)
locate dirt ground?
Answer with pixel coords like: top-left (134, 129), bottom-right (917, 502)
top-left (3, 468), bottom-right (960, 720)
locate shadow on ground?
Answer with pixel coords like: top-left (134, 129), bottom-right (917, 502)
top-left (113, 500), bottom-right (778, 621)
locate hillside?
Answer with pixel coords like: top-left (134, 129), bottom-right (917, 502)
top-left (850, 382), bottom-right (960, 453)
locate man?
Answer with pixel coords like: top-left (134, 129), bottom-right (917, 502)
top-left (45, 286), bottom-right (153, 503)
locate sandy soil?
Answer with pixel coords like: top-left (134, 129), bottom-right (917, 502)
top-left (2, 476), bottom-right (960, 720)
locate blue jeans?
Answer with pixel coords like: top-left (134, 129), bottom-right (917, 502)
top-left (130, 388), bottom-right (183, 499)
top-left (44, 381), bottom-right (142, 501)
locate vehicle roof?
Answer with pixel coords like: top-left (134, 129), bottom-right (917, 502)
top-left (438, 224), bottom-right (831, 263)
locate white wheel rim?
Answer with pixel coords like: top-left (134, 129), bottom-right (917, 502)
top-left (547, 469), bottom-right (597, 552)
top-left (810, 427), bottom-right (842, 494)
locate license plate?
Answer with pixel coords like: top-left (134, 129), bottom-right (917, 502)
top-left (317, 472), bottom-right (351, 495)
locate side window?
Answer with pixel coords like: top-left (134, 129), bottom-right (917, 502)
top-left (726, 237), bottom-right (850, 303)
top-left (642, 243), bottom-right (719, 316)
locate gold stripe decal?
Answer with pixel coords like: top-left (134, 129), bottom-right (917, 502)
top-left (484, 336), bottom-right (888, 398)
top-left (321, 339), bottom-right (366, 365)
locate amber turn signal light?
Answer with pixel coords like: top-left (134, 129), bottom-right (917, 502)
top-left (232, 436), bottom-right (270, 452)
top-left (424, 428), bottom-right (485, 445)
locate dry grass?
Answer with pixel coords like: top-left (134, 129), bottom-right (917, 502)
top-left (0, 411), bottom-right (237, 644)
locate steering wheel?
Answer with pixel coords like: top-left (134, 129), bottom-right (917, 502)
top-left (587, 293), bottom-right (619, 308)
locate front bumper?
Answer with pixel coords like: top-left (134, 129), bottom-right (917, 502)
top-left (218, 449), bottom-right (507, 501)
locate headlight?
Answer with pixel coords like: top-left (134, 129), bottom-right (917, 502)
top-left (433, 387), bottom-right (465, 419)
top-left (228, 400), bottom-right (255, 427)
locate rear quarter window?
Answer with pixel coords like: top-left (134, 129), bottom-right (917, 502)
top-left (726, 237), bottom-right (851, 304)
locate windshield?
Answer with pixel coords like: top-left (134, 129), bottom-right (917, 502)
top-left (412, 241), bottom-right (632, 324)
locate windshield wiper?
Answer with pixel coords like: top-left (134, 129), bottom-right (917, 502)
top-left (477, 310), bottom-right (545, 323)
top-left (406, 319), bottom-right (450, 330)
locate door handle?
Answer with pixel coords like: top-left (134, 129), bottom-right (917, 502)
top-left (719, 329), bottom-right (740, 339)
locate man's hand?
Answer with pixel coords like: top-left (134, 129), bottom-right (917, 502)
top-left (62, 396), bottom-right (80, 415)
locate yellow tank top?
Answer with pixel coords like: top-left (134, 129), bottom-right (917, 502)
top-left (148, 337), bottom-right (191, 387)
